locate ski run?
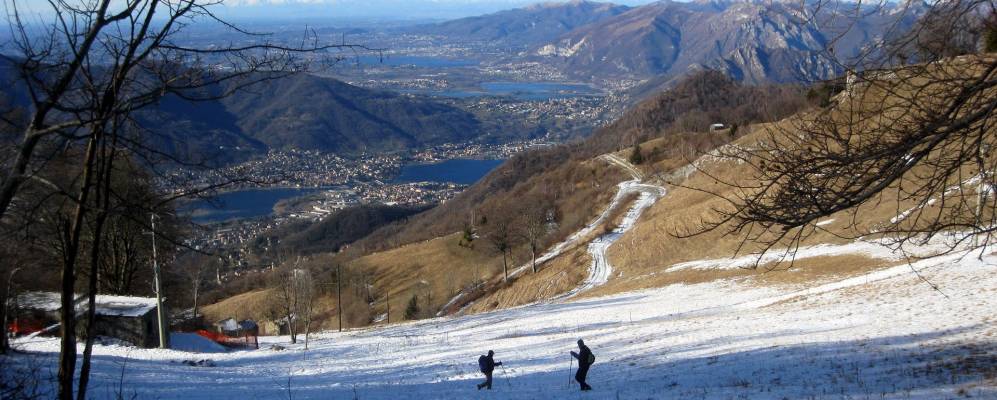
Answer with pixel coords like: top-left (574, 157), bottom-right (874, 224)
top-left (8, 243), bottom-right (997, 399)
top-left (6, 154), bottom-right (997, 399)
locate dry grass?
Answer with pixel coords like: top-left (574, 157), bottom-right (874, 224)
top-left (596, 128), bottom-right (898, 296)
top-left (206, 57), bottom-right (996, 326)
top-left (350, 233), bottom-right (507, 322)
top-left (201, 289), bottom-right (273, 325)
top-left (593, 59), bottom-right (996, 298)
top-left (465, 247), bottom-right (590, 313)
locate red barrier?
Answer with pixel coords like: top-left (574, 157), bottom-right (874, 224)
top-left (195, 329), bottom-right (258, 349)
top-left (8, 319), bottom-right (46, 335)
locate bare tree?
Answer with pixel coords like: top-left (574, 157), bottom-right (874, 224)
top-left (0, 0), bottom-right (371, 396)
top-left (682, 1), bottom-right (997, 266)
top-left (484, 209), bottom-right (517, 282)
top-left (518, 199), bottom-right (552, 274)
top-left (272, 259), bottom-right (313, 344)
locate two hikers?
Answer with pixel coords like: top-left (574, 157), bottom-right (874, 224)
top-left (477, 350), bottom-right (503, 390)
top-left (475, 340), bottom-right (595, 392)
top-left (570, 339), bottom-right (594, 391)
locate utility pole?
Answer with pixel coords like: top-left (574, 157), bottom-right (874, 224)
top-left (150, 214), bottom-right (167, 349)
top-left (385, 290), bottom-right (390, 324)
top-left (337, 264), bottom-right (343, 332)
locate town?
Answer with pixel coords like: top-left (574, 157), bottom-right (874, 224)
top-left (178, 138), bottom-right (553, 262)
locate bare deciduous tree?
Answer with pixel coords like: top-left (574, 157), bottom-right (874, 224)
top-left (272, 260), bottom-right (313, 344)
top-left (484, 208), bottom-right (517, 282)
top-left (0, 0), bottom-right (368, 396)
top-left (518, 197), bottom-right (554, 274)
top-left (682, 0), bottom-right (997, 267)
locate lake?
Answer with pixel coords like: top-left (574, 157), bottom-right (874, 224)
top-left (183, 159), bottom-right (504, 223)
top-left (354, 55), bottom-right (478, 68)
top-left (393, 158), bottom-right (504, 185)
top-left (183, 187), bottom-right (323, 223)
top-left (403, 81), bottom-right (603, 101)
top-left (479, 82), bottom-right (603, 100)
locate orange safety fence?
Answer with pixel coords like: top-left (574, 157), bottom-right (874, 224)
top-left (7, 319), bottom-right (47, 336)
top-left (195, 329), bottom-right (259, 349)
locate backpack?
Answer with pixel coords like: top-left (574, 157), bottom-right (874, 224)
top-left (587, 352), bottom-right (596, 365)
top-left (478, 355), bottom-right (488, 373)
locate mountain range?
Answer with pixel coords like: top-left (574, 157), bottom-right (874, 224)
top-left (408, 0), bottom-right (631, 46)
top-left (537, 0), bottom-right (926, 82)
top-left (410, 0), bottom-right (925, 84)
top-left (0, 61), bottom-right (486, 165)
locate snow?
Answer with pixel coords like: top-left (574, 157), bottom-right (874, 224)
top-left (16, 291), bottom-right (63, 312)
top-left (9, 153), bottom-right (996, 399)
top-left (507, 154), bottom-right (655, 280)
top-left (8, 250), bottom-right (996, 399)
top-left (90, 295), bottom-right (158, 317)
top-left (169, 333), bottom-right (229, 354)
top-left (667, 241), bottom-right (901, 272)
top-left (509, 153), bottom-right (664, 301)
top-left (16, 291), bottom-right (158, 317)
top-left (216, 318), bottom-right (239, 331)
top-left (555, 181), bottom-right (665, 300)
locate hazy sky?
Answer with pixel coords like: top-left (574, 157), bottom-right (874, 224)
top-left (5, 0), bottom-right (670, 24)
top-left (215, 0), bottom-right (665, 20)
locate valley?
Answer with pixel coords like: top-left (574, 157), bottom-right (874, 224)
top-left (1, 1), bottom-right (995, 399)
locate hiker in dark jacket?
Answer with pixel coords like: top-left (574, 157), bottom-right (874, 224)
top-left (570, 339), bottom-right (593, 391)
top-left (477, 350), bottom-right (502, 390)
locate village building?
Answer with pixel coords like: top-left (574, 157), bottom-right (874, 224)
top-left (8, 291), bottom-right (166, 348)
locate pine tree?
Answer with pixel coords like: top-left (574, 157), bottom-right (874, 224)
top-left (728, 123), bottom-right (740, 138)
top-left (404, 294), bottom-right (420, 320)
top-left (629, 143), bottom-right (644, 165)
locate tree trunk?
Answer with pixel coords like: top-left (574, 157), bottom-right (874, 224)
top-left (192, 279), bottom-right (199, 323)
top-left (531, 245), bottom-right (538, 274)
top-left (0, 275), bottom-right (9, 354)
top-left (79, 136), bottom-right (115, 400)
top-left (77, 212), bottom-right (107, 400)
top-left (337, 264), bottom-right (343, 332)
top-left (59, 132), bottom-right (102, 400)
top-left (502, 251), bottom-right (508, 282)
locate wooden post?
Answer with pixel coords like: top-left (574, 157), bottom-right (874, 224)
top-left (337, 264), bottom-right (343, 332)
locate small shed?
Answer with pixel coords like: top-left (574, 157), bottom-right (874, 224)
top-left (260, 315), bottom-right (295, 336)
top-left (10, 292), bottom-right (165, 348)
top-left (214, 318), bottom-right (240, 336)
top-left (238, 320), bottom-right (259, 336)
top-left (208, 318), bottom-right (259, 349)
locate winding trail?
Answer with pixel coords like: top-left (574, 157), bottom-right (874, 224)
top-left (507, 157), bottom-right (656, 280)
top-left (440, 153), bottom-right (666, 315)
top-left (551, 155), bottom-right (665, 300)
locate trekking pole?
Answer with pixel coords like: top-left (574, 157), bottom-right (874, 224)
top-left (567, 354), bottom-right (573, 387)
top-left (500, 364), bottom-right (511, 387)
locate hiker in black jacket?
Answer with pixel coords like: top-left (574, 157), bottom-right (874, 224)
top-left (477, 350), bottom-right (502, 390)
top-left (570, 339), bottom-right (594, 391)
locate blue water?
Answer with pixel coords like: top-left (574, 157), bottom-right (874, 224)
top-left (393, 158), bottom-right (504, 185)
top-left (184, 188), bottom-right (322, 223)
top-left (479, 81), bottom-right (602, 100)
top-left (354, 55), bottom-right (477, 68)
top-left (404, 82), bottom-right (603, 100)
top-left (183, 159), bottom-right (502, 223)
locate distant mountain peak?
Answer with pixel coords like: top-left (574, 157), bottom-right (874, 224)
top-left (532, 0), bottom-right (924, 84)
top-left (410, 0), bottom-right (630, 45)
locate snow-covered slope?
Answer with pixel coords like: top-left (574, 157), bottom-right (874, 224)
top-left (9, 249), bottom-right (996, 399)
